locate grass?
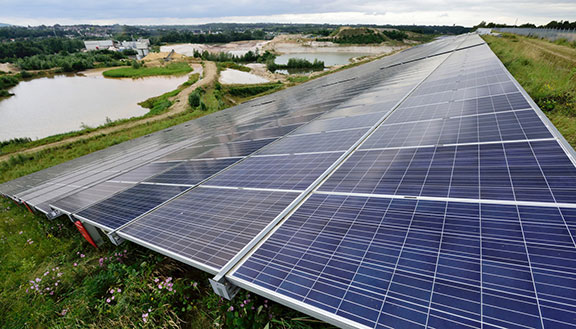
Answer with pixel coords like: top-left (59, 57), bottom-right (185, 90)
top-left (103, 62), bottom-right (193, 78)
top-left (0, 198), bottom-right (330, 328)
top-left (216, 62), bottom-right (251, 73)
top-left (483, 33), bottom-right (576, 147)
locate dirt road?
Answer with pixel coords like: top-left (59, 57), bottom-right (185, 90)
top-left (0, 61), bottom-right (217, 163)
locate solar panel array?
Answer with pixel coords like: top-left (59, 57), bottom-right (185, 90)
top-left (2, 34), bottom-right (576, 328)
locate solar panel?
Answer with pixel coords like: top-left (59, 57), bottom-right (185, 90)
top-left (50, 181), bottom-right (135, 214)
top-left (145, 158), bottom-right (240, 185)
top-left (117, 187), bottom-right (300, 273)
top-left (230, 194), bottom-right (576, 329)
top-left (205, 152), bottom-right (343, 191)
top-left (257, 128), bottom-right (369, 155)
top-left (75, 184), bottom-right (188, 230)
top-left (360, 110), bottom-right (553, 150)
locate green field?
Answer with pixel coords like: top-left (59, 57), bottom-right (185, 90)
top-left (103, 62), bottom-right (193, 78)
top-left (483, 33), bottom-right (576, 147)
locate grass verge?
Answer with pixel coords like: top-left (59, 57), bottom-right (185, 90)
top-left (483, 33), bottom-right (576, 147)
top-left (103, 62), bottom-right (192, 78)
top-left (0, 198), bottom-right (329, 328)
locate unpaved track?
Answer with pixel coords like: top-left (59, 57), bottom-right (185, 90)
top-left (0, 61), bottom-right (217, 163)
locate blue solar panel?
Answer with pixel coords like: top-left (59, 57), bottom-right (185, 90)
top-left (232, 194), bottom-right (576, 329)
top-left (386, 92), bottom-right (532, 124)
top-left (111, 162), bottom-right (180, 183)
top-left (320, 140), bottom-right (576, 203)
top-left (258, 128), bottom-right (369, 155)
top-left (145, 158), bottom-right (239, 185)
top-left (75, 184), bottom-right (188, 230)
top-left (294, 112), bottom-right (383, 135)
top-left (205, 152), bottom-right (343, 190)
top-left (118, 187), bottom-right (299, 271)
top-left (158, 138), bottom-right (277, 161)
top-left (360, 110), bottom-right (552, 150)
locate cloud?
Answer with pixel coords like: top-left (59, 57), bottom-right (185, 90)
top-left (0, 0), bottom-right (574, 26)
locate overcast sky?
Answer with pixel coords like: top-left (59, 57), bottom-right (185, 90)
top-left (1, 0), bottom-right (575, 27)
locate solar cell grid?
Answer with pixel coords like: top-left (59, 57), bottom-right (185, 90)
top-left (118, 187), bottom-right (299, 272)
top-left (320, 140), bottom-right (576, 203)
top-left (50, 181), bottom-right (135, 214)
top-left (258, 128), bottom-right (370, 155)
top-left (144, 158), bottom-right (240, 185)
top-left (75, 184), bottom-right (188, 230)
top-left (232, 194), bottom-right (576, 329)
top-left (292, 112), bottom-right (384, 135)
top-left (360, 109), bottom-right (552, 150)
top-left (386, 91), bottom-right (532, 124)
top-left (205, 152), bottom-right (343, 190)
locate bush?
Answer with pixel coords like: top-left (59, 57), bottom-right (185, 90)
top-left (188, 89), bottom-right (203, 108)
top-left (224, 82), bottom-right (282, 97)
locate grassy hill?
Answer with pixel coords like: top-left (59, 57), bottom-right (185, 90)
top-left (318, 26), bottom-right (431, 44)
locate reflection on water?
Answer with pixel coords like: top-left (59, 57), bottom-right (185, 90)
top-left (0, 72), bottom-right (188, 141)
top-left (274, 52), bottom-right (371, 67)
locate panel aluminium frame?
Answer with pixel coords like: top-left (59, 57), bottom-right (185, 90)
top-left (210, 50), bottom-right (458, 292)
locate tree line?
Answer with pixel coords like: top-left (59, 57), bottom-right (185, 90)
top-left (475, 20), bottom-right (576, 30)
top-left (0, 38), bottom-right (84, 62)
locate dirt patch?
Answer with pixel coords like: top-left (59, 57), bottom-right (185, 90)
top-left (0, 62), bottom-right (18, 73)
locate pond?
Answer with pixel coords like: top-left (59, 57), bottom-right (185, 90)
top-left (219, 69), bottom-right (269, 84)
top-left (274, 52), bottom-right (372, 67)
top-left (0, 72), bottom-right (189, 142)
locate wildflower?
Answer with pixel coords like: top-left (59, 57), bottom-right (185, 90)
top-left (168, 288), bottom-right (173, 292)
top-left (111, 296), bottom-right (115, 300)
top-left (61, 309), bottom-right (68, 316)
top-left (228, 306), bottom-right (234, 312)
top-left (73, 263), bottom-right (77, 267)
top-left (44, 271), bottom-right (49, 276)
top-left (99, 258), bottom-right (104, 267)
top-left (80, 254), bottom-right (85, 258)
top-left (148, 308), bottom-right (151, 312)
top-left (142, 312), bottom-right (149, 323)
top-left (158, 284), bottom-right (162, 289)
top-left (251, 306), bottom-right (255, 310)
top-left (154, 278), bottom-right (159, 283)
top-left (192, 282), bottom-right (198, 288)
top-left (35, 278), bottom-right (41, 283)
top-left (50, 291), bottom-right (54, 295)
top-left (110, 289), bottom-right (115, 294)
top-left (117, 288), bottom-right (121, 293)
top-left (166, 277), bottom-right (172, 282)
top-left (19, 231), bottom-right (23, 235)
top-left (240, 303), bottom-right (244, 307)
top-left (106, 298), bottom-right (111, 303)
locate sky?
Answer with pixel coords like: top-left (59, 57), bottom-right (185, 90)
top-left (0, 0), bottom-right (575, 27)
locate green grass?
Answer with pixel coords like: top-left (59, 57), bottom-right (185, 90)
top-left (103, 62), bottom-right (193, 78)
top-left (483, 34), bottom-right (576, 147)
top-left (216, 62), bottom-right (251, 73)
top-left (0, 198), bottom-right (331, 328)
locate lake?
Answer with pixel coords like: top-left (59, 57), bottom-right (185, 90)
top-left (274, 52), bottom-right (371, 67)
top-left (0, 72), bottom-right (189, 142)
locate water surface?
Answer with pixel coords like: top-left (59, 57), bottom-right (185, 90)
top-left (0, 73), bottom-right (188, 141)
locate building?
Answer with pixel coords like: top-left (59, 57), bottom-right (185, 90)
top-left (84, 40), bottom-right (115, 51)
top-left (120, 39), bottom-right (150, 59)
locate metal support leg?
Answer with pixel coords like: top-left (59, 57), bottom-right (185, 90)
top-left (209, 278), bottom-right (240, 300)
